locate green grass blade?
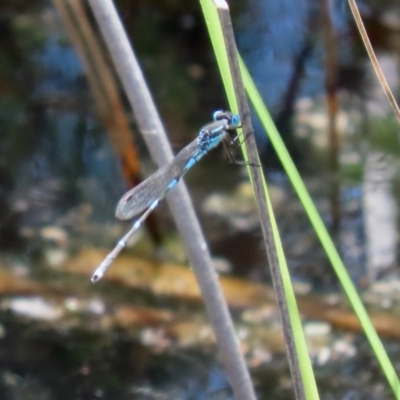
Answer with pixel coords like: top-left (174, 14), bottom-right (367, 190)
top-left (239, 56), bottom-right (400, 398)
top-left (200, 1), bottom-right (319, 399)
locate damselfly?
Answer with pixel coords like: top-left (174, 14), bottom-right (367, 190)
top-left (91, 110), bottom-right (241, 282)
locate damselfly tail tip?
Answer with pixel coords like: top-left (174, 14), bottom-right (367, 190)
top-left (91, 271), bottom-right (103, 283)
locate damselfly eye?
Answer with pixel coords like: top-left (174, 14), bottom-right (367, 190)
top-left (213, 110), bottom-right (225, 121)
top-left (231, 114), bottom-right (241, 127)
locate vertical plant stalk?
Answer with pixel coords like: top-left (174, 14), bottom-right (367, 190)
top-left (215, 8), bottom-right (306, 400)
top-left (86, 1), bottom-right (256, 399)
top-left (321, 0), bottom-right (341, 230)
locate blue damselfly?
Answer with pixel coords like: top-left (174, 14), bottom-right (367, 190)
top-left (92, 110), bottom-right (241, 282)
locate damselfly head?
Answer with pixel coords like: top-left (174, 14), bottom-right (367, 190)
top-left (212, 110), bottom-right (241, 128)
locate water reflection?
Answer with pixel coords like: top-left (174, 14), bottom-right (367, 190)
top-left (1, 0), bottom-right (400, 399)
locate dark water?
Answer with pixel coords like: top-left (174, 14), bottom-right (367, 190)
top-left (1, 0), bottom-right (400, 399)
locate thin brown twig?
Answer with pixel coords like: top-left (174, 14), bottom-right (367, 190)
top-left (348, 0), bottom-right (400, 122)
top-left (53, 0), bottom-right (162, 243)
top-left (321, 0), bottom-right (341, 229)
